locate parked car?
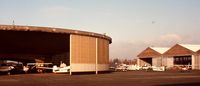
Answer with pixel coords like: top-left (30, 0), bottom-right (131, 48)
top-left (53, 63), bottom-right (70, 73)
top-left (126, 65), bottom-right (141, 71)
top-left (27, 63), bottom-right (53, 73)
top-left (115, 64), bottom-right (128, 72)
top-left (0, 64), bottom-right (15, 75)
top-left (11, 64), bottom-right (25, 74)
top-left (0, 62), bottom-right (26, 75)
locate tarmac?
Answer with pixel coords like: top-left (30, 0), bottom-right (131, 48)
top-left (0, 71), bottom-right (200, 86)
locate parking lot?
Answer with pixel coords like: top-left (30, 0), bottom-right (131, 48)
top-left (0, 71), bottom-right (200, 86)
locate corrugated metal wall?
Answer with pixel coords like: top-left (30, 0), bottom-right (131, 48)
top-left (70, 34), bottom-right (110, 72)
top-left (98, 38), bottom-right (109, 64)
top-left (70, 34), bottom-right (96, 72)
top-left (97, 38), bottom-right (109, 71)
top-left (71, 35), bottom-right (96, 64)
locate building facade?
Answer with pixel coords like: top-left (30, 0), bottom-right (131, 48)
top-left (137, 44), bottom-right (200, 70)
top-left (0, 25), bottom-right (112, 74)
top-left (163, 44), bottom-right (200, 70)
top-left (137, 47), bottom-right (169, 67)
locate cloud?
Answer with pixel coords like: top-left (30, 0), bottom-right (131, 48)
top-left (152, 33), bottom-right (200, 46)
top-left (152, 34), bottom-right (183, 46)
top-left (160, 34), bottom-right (182, 41)
top-left (185, 30), bottom-right (200, 44)
top-left (141, 33), bottom-right (184, 47)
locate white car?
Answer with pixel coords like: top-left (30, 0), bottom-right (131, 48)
top-left (126, 65), bottom-right (141, 71)
top-left (115, 64), bottom-right (128, 72)
top-left (152, 66), bottom-right (165, 71)
top-left (53, 65), bottom-right (70, 73)
top-left (52, 63), bottom-right (70, 73)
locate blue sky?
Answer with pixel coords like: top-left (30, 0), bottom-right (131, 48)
top-left (1, 0), bottom-right (200, 59)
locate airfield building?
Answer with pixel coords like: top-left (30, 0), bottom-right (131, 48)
top-left (137, 47), bottom-right (169, 67)
top-left (0, 25), bottom-right (112, 74)
top-left (137, 44), bottom-right (200, 70)
top-left (163, 44), bottom-right (200, 70)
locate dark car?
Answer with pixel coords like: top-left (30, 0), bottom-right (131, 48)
top-left (0, 64), bottom-right (15, 75)
top-left (11, 64), bottom-right (25, 74)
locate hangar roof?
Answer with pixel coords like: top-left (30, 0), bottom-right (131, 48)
top-left (179, 44), bottom-right (200, 52)
top-left (137, 47), bottom-right (169, 58)
top-left (150, 47), bottom-right (170, 54)
top-left (0, 24), bottom-right (112, 43)
top-left (163, 44), bottom-right (200, 56)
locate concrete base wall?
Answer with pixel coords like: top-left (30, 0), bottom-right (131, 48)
top-left (198, 55), bottom-right (200, 70)
top-left (166, 57), bottom-right (174, 69)
top-left (152, 57), bottom-right (162, 66)
top-left (71, 63), bottom-right (96, 72)
top-left (98, 64), bottom-right (109, 71)
top-left (70, 64), bottom-right (109, 72)
top-left (162, 57), bottom-right (173, 68)
top-left (137, 59), bottom-right (140, 66)
top-left (162, 57), bottom-right (167, 67)
top-left (192, 55), bottom-right (200, 70)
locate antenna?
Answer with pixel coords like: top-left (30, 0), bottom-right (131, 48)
top-left (12, 20), bottom-right (15, 25)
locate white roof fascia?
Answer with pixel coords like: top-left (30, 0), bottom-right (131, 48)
top-left (179, 44), bottom-right (200, 52)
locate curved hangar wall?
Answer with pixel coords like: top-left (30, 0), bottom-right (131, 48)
top-left (0, 25), bottom-right (112, 73)
top-left (70, 35), bottom-right (110, 72)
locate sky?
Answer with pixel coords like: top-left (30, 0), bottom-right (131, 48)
top-left (1, 0), bottom-right (200, 60)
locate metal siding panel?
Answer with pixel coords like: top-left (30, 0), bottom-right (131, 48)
top-left (71, 35), bottom-right (96, 64)
top-left (71, 35), bottom-right (96, 72)
top-left (71, 35), bottom-right (109, 72)
top-left (98, 38), bottom-right (109, 64)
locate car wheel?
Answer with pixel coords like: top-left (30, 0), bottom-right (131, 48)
top-left (7, 72), bottom-right (11, 75)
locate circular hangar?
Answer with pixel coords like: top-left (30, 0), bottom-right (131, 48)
top-left (0, 25), bottom-right (112, 73)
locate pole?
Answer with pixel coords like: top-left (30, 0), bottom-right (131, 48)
top-left (70, 35), bottom-right (72, 75)
top-left (95, 38), bottom-right (98, 74)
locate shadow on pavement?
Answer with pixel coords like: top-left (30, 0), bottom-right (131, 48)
top-left (157, 82), bottom-right (200, 86)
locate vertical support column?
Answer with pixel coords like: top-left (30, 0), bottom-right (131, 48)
top-left (167, 57), bottom-right (174, 68)
top-left (95, 38), bottom-right (98, 74)
top-left (161, 56), bottom-right (163, 66)
top-left (70, 35), bottom-right (72, 75)
top-left (198, 55), bottom-right (200, 70)
top-left (192, 55), bottom-right (195, 70)
top-left (137, 59), bottom-right (140, 66)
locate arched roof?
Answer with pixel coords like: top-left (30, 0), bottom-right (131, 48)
top-left (0, 25), bottom-right (112, 43)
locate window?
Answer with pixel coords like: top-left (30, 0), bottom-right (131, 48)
top-left (174, 56), bottom-right (191, 65)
